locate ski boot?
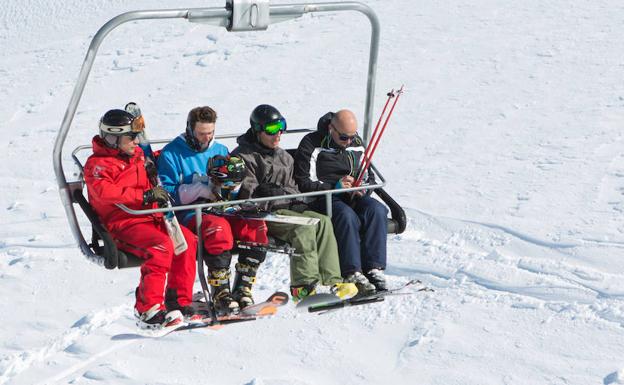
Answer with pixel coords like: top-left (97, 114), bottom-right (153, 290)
top-left (134, 304), bottom-right (184, 330)
top-left (290, 281), bottom-right (318, 303)
top-left (232, 250), bottom-right (265, 309)
top-left (208, 267), bottom-right (240, 315)
top-left (365, 268), bottom-right (388, 292)
top-left (165, 288), bottom-right (203, 324)
top-left (331, 282), bottom-right (359, 300)
top-left (344, 271), bottom-right (376, 296)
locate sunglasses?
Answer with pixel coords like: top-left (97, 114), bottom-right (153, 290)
top-left (262, 118), bottom-right (287, 135)
top-left (330, 123), bottom-right (357, 141)
top-left (122, 131), bottom-right (142, 140)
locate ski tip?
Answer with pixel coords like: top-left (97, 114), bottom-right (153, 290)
top-left (295, 293), bottom-right (341, 311)
top-left (268, 291), bottom-right (290, 305)
top-left (256, 307), bottom-right (278, 316)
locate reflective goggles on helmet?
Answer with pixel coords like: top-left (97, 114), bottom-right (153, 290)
top-left (99, 117), bottom-right (144, 137)
top-left (123, 131), bottom-right (142, 140)
top-left (261, 118), bottom-right (287, 135)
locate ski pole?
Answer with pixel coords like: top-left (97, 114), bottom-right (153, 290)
top-left (354, 85), bottom-right (404, 187)
top-left (359, 88), bottom-right (394, 170)
top-left (355, 88), bottom-right (397, 186)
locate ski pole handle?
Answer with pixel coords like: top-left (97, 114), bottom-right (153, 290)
top-left (354, 85), bottom-right (404, 187)
top-left (355, 89), bottom-right (394, 181)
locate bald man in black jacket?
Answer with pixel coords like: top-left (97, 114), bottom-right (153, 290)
top-left (294, 109), bottom-right (388, 293)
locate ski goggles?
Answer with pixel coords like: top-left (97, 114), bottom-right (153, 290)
top-left (123, 131), bottom-right (142, 140)
top-left (99, 116), bottom-right (145, 137)
top-left (261, 118), bottom-right (287, 135)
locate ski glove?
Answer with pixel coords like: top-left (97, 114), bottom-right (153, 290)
top-left (179, 181), bottom-right (217, 204)
top-left (143, 186), bottom-right (169, 207)
top-left (253, 182), bottom-right (286, 198)
top-left (144, 158), bottom-right (158, 186)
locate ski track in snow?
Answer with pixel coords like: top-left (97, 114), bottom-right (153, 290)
top-left (0, 304), bottom-right (130, 385)
top-left (595, 133), bottom-right (624, 237)
top-left (390, 209), bottom-right (624, 327)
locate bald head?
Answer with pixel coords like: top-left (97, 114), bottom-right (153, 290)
top-left (331, 110), bottom-right (357, 132)
top-left (329, 109), bottom-right (358, 147)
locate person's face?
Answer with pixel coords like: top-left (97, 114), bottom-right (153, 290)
top-left (193, 122), bottom-right (216, 149)
top-left (258, 129), bottom-right (282, 149)
top-left (329, 120), bottom-right (357, 148)
top-left (118, 133), bottom-right (140, 156)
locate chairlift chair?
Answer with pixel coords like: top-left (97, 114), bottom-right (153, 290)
top-left (53, 0), bottom-right (406, 272)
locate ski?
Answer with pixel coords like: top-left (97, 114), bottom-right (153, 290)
top-left (191, 290), bottom-right (289, 316)
top-left (298, 279), bottom-right (432, 315)
top-left (178, 291), bottom-right (289, 332)
top-left (241, 291), bottom-right (290, 316)
top-left (209, 208), bottom-right (320, 226)
top-left (117, 291), bottom-right (289, 339)
top-left (236, 240), bottom-right (299, 257)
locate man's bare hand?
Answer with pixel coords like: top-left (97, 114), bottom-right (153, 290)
top-left (339, 175), bottom-right (355, 189)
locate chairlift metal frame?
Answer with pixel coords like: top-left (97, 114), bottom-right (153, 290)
top-left (52, 0), bottom-right (406, 314)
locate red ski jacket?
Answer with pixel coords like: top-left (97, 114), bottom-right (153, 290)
top-left (84, 136), bottom-right (162, 234)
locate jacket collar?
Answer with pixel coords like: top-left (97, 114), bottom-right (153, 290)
top-left (236, 128), bottom-right (276, 155)
top-left (91, 135), bottom-right (144, 161)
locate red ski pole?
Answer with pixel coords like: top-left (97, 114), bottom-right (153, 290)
top-left (360, 88), bottom-right (395, 166)
top-left (354, 85), bottom-right (404, 187)
top-left (356, 89), bottom-right (396, 186)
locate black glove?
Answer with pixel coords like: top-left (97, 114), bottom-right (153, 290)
top-left (253, 183), bottom-right (286, 198)
top-left (143, 186), bottom-right (169, 207)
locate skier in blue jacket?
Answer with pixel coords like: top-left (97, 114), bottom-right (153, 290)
top-left (158, 106), bottom-right (269, 314)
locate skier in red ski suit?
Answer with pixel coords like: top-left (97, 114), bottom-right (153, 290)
top-left (84, 109), bottom-right (199, 329)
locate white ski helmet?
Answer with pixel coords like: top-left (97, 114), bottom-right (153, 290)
top-left (99, 109), bottom-right (141, 148)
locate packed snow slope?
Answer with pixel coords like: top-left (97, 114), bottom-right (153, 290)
top-left (1, 0), bottom-right (624, 384)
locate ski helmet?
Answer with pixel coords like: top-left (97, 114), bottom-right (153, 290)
top-left (250, 104), bottom-right (287, 134)
top-left (208, 155), bottom-right (246, 185)
top-left (99, 109), bottom-right (141, 148)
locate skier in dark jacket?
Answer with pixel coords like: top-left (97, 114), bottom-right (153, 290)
top-left (84, 109), bottom-right (199, 330)
top-left (231, 104), bottom-right (357, 302)
top-left (294, 109), bottom-right (388, 293)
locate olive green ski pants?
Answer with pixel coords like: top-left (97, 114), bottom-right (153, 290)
top-left (267, 209), bottom-right (343, 287)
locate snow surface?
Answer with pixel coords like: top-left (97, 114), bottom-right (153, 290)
top-left (1, 0), bottom-right (624, 384)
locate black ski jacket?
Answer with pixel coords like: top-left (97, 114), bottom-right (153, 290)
top-left (294, 112), bottom-right (372, 194)
top-left (231, 128), bottom-right (301, 211)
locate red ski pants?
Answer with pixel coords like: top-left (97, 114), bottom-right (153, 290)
top-left (185, 213), bottom-right (268, 255)
top-left (113, 221), bottom-right (198, 313)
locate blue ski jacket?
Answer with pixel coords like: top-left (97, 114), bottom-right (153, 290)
top-left (157, 134), bottom-right (228, 224)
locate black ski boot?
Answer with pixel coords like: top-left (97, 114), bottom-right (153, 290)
top-left (165, 288), bottom-right (203, 324)
top-left (205, 251), bottom-right (239, 315)
top-left (364, 268), bottom-right (388, 292)
top-left (208, 267), bottom-right (240, 315)
top-left (232, 250), bottom-right (266, 309)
